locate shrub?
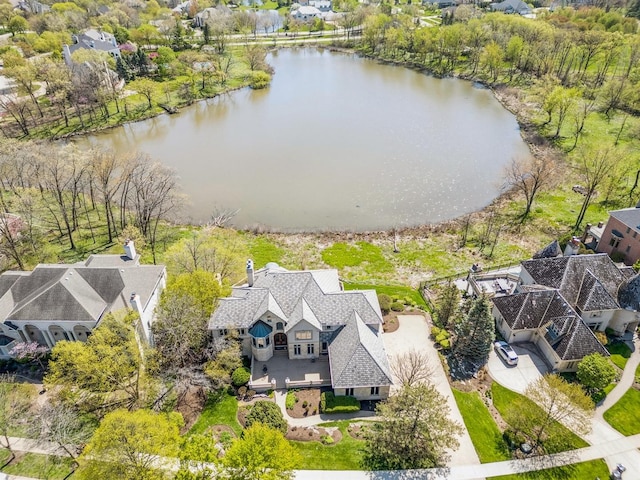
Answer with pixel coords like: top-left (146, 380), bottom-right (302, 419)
top-left (390, 301), bottom-right (404, 312)
top-left (378, 294), bottom-right (392, 314)
top-left (285, 391), bottom-right (297, 410)
top-left (431, 326), bottom-right (442, 338)
top-left (595, 331), bottom-right (608, 346)
top-left (320, 392), bottom-right (360, 414)
top-left (231, 366), bottom-right (251, 387)
top-left (611, 251), bottom-right (626, 263)
top-left (237, 386), bottom-right (247, 398)
top-left (302, 400), bottom-right (308, 408)
top-left (246, 389), bottom-right (256, 398)
top-left (248, 71), bottom-right (271, 89)
top-left (322, 435), bottom-right (334, 445)
top-left (244, 400), bottom-right (288, 434)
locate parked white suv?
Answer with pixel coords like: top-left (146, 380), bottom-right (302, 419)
top-left (494, 341), bottom-right (518, 366)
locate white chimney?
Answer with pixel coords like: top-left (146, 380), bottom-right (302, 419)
top-left (130, 293), bottom-right (143, 317)
top-left (246, 259), bottom-right (254, 287)
top-left (124, 239), bottom-right (136, 260)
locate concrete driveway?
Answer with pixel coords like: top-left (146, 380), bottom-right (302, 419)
top-left (383, 315), bottom-right (481, 469)
top-left (487, 343), bottom-right (549, 394)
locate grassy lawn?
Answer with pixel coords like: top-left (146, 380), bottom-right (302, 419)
top-left (1, 452), bottom-right (74, 480)
top-left (494, 459), bottom-right (610, 480)
top-left (321, 242), bottom-right (394, 274)
top-left (603, 387), bottom-right (640, 436)
top-left (342, 282), bottom-right (427, 308)
top-left (452, 389), bottom-right (510, 463)
top-left (491, 383), bottom-right (589, 451)
top-left (606, 342), bottom-right (632, 370)
top-left (244, 234), bottom-right (285, 268)
top-left (288, 420), bottom-right (365, 470)
top-left (188, 390), bottom-right (242, 437)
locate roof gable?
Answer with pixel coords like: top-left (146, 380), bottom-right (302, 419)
top-left (329, 313), bottom-right (392, 388)
top-left (576, 270), bottom-right (619, 312)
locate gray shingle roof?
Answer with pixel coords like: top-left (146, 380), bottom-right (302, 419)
top-left (609, 208), bottom-right (640, 234)
top-left (0, 261), bottom-right (165, 324)
top-left (493, 290), bottom-right (573, 330)
top-left (618, 274), bottom-right (640, 311)
top-left (209, 267), bottom-right (383, 330)
top-left (532, 240), bottom-right (562, 259)
top-left (328, 312), bottom-right (392, 388)
top-left (576, 270), bottom-right (619, 312)
top-left (544, 316), bottom-right (609, 360)
top-left (521, 254), bottom-right (627, 310)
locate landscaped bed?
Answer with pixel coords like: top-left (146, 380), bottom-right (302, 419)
top-left (285, 388), bottom-right (322, 418)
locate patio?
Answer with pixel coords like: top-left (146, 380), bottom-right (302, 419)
top-left (249, 352), bottom-right (332, 391)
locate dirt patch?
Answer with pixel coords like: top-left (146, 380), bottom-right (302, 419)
top-left (383, 312), bottom-right (401, 332)
top-left (286, 388), bottom-right (322, 418)
top-left (286, 424), bottom-right (342, 444)
top-left (176, 385), bottom-right (208, 433)
top-left (206, 424), bottom-right (237, 439)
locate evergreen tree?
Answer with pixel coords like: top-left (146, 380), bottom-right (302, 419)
top-left (434, 281), bottom-right (460, 329)
top-left (453, 295), bottom-right (494, 362)
top-left (203, 23), bottom-right (211, 45)
top-left (116, 57), bottom-right (133, 82)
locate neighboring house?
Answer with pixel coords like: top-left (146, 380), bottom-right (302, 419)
top-left (193, 6), bottom-right (232, 28)
top-left (490, 0), bottom-right (531, 15)
top-left (209, 261), bottom-right (393, 400)
top-left (0, 241), bottom-right (166, 358)
top-left (17, 0), bottom-right (50, 14)
top-left (596, 206), bottom-right (640, 266)
top-left (308, 0), bottom-right (332, 12)
top-left (492, 253), bottom-right (640, 371)
top-left (424, 0), bottom-right (457, 7)
top-left (63, 29), bottom-right (121, 66)
top-left (291, 5), bottom-right (322, 21)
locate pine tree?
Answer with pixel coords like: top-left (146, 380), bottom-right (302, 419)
top-left (434, 281), bottom-right (460, 329)
top-left (203, 23), bottom-right (210, 45)
top-left (453, 295), bottom-right (494, 362)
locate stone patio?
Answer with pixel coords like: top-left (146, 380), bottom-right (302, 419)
top-left (249, 352), bottom-right (331, 391)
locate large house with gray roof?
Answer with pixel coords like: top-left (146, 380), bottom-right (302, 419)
top-left (0, 241), bottom-right (166, 357)
top-left (209, 261), bottom-right (393, 400)
top-left (493, 253), bottom-right (640, 371)
top-left (63, 29), bottom-right (121, 66)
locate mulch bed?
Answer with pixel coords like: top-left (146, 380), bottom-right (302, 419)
top-left (286, 424), bottom-right (342, 443)
top-left (176, 385), bottom-right (208, 433)
top-left (347, 422), bottom-right (369, 440)
top-left (383, 312), bottom-right (401, 333)
top-left (286, 388), bottom-right (322, 418)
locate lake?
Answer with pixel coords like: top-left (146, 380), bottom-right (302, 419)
top-left (82, 48), bottom-right (532, 232)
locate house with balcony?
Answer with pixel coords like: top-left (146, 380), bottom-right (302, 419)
top-left (492, 252), bottom-right (640, 371)
top-left (209, 261), bottom-right (393, 400)
top-left (0, 241), bottom-right (166, 357)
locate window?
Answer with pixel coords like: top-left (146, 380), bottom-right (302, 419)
top-left (219, 329), bottom-right (227, 336)
top-left (257, 338), bottom-right (265, 348)
top-left (345, 388), bottom-right (354, 396)
top-left (276, 322), bottom-right (284, 331)
top-left (325, 325), bottom-right (332, 330)
top-left (634, 232), bottom-right (638, 238)
top-left (252, 338), bottom-right (256, 347)
top-left (589, 311), bottom-right (602, 318)
top-left (239, 328), bottom-right (245, 335)
top-left (610, 237), bottom-right (621, 248)
top-left (370, 386), bottom-right (380, 396)
top-left (307, 343), bottom-right (314, 355)
top-left (266, 336), bottom-right (270, 346)
top-left (626, 245), bottom-right (631, 253)
top-left (295, 330), bottom-right (312, 340)
top-left (627, 227), bottom-right (631, 234)
top-left (321, 341), bottom-right (328, 352)
top-left (294, 344), bottom-right (301, 355)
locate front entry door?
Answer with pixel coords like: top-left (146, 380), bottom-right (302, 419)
top-left (274, 332), bottom-right (287, 350)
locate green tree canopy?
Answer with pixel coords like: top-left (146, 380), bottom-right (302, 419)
top-left (364, 383), bottom-right (462, 470)
top-left (577, 353), bottom-right (616, 392)
top-left (45, 312), bottom-right (151, 413)
top-left (244, 400), bottom-right (288, 434)
top-left (176, 434), bottom-right (220, 480)
top-left (223, 423), bottom-right (300, 480)
top-left (75, 409), bottom-right (183, 480)
top-left (453, 295), bottom-right (494, 363)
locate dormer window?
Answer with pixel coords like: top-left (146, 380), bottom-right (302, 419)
top-left (276, 322), bottom-right (284, 331)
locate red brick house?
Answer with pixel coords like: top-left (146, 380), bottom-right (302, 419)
top-left (596, 207), bottom-right (640, 266)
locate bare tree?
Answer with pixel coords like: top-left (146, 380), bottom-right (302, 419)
top-left (504, 153), bottom-right (556, 221)
top-left (31, 402), bottom-right (92, 467)
top-left (91, 148), bottom-right (125, 243)
top-left (128, 156), bottom-right (182, 263)
top-left (210, 207), bottom-right (239, 227)
top-left (390, 350), bottom-right (434, 387)
top-left (574, 146), bottom-right (615, 230)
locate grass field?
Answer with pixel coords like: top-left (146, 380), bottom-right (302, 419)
top-left (0, 451), bottom-right (74, 480)
top-left (603, 387), bottom-right (640, 436)
top-left (606, 342), bottom-right (632, 370)
top-left (288, 420), bottom-right (366, 470)
top-left (188, 390), bottom-right (242, 436)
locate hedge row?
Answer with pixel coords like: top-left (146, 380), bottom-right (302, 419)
top-left (320, 392), bottom-right (360, 413)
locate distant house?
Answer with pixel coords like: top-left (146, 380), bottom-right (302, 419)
top-left (490, 0), bottom-right (531, 15)
top-left (209, 261), bottom-right (393, 400)
top-left (17, 0), bottom-right (50, 15)
top-left (492, 253), bottom-right (640, 371)
top-left (63, 29), bottom-right (121, 66)
top-left (193, 6), bottom-right (232, 28)
top-left (596, 206), bottom-right (640, 266)
top-left (425, 0), bottom-right (457, 7)
top-left (291, 5), bottom-right (322, 21)
top-left (0, 241), bottom-right (166, 358)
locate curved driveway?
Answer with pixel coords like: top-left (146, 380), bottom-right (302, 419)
top-left (487, 343), bottom-right (548, 393)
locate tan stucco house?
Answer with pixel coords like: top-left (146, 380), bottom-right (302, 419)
top-left (493, 252), bottom-right (640, 372)
top-left (209, 261), bottom-right (393, 400)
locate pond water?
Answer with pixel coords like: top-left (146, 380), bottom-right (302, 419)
top-left (82, 48), bottom-right (531, 231)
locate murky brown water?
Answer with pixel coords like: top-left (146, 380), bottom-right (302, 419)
top-left (82, 48), bottom-right (531, 231)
